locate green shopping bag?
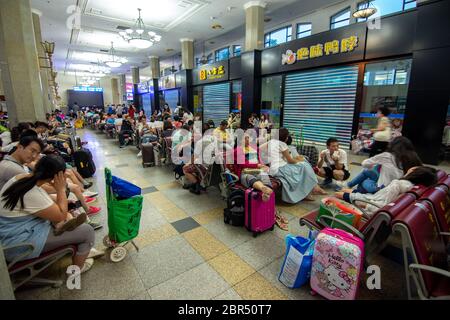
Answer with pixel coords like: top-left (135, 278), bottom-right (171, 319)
top-left (105, 168), bottom-right (143, 243)
top-left (316, 197), bottom-right (363, 233)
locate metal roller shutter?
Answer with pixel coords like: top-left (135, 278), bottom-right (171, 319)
top-left (203, 83), bottom-right (230, 127)
top-left (284, 65), bottom-right (359, 148)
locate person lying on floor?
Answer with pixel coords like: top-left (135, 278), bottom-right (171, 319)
top-left (260, 128), bottom-right (327, 204)
top-left (229, 135), bottom-right (289, 230)
top-left (335, 166), bottom-right (437, 216)
top-left (0, 155), bottom-right (98, 273)
top-left (341, 136), bottom-right (422, 194)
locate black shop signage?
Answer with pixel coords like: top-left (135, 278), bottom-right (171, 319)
top-left (193, 60), bottom-right (230, 85)
top-left (262, 23), bottom-right (367, 75)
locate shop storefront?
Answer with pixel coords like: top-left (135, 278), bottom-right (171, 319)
top-left (260, 11), bottom-right (417, 148)
top-left (159, 74), bottom-right (181, 112)
top-left (192, 57), bottom-right (241, 127)
top-left (137, 81), bottom-right (152, 118)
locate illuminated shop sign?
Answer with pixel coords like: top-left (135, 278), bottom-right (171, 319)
top-left (282, 36), bottom-right (359, 65)
top-left (199, 65), bottom-right (226, 81)
top-left (73, 86), bottom-right (103, 92)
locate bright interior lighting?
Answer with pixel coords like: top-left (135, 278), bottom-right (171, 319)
top-left (136, 29), bottom-right (144, 35)
top-left (129, 38), bottom-right (152, 49)
top-left (126, 29), bottom-right (134, 34)
top-left (105, 61), bottom-right (122, 68)
top-left (148, 31), bottom-right (156, 37)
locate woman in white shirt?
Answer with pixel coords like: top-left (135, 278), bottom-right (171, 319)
top-left (260, 128), bottom-right (326, 203)
top-left (345, 136), bottom-right (423, 194)
top-left (0, 155), bottom-right (95, 273)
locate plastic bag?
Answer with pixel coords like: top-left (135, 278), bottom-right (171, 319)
top-left (111, 175), bottom-right (142, 199)
top-left (278, 234), bottom-right (315, 289)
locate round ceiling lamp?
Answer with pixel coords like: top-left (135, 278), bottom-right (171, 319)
top-left (353, 2), bottom-right (377, 19)
top-left (104, 42), bottom-right (123, 68)
top-left (119, 8), bottom-right (162, 49)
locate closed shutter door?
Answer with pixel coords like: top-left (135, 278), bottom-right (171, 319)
top-left (284, 65), bottom-right (359, 148)
top-left (203, 83), bottom-right (230, 127)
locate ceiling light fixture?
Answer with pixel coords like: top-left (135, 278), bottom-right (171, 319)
top-left (119, 8), bottom-right (162, 49)
top-left (353, 1), bottom-right (377, 19)
top-left (104, 42), bottom-right (123, 68)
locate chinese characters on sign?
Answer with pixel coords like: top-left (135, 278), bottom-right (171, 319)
top-left (199, 65), bottom-right (226, 81)
top-left (282, 36), bottom-right (359, 65)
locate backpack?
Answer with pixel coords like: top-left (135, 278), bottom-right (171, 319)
top-left (224, 187), bottom-right (245, 227)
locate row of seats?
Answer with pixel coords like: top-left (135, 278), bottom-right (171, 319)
top-left (300, 170), bottom-right (449, 299)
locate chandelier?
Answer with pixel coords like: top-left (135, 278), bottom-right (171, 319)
top-left (119, 8), bottom-right (162, 49)
top-left (104, 42), bottom-right (124, 68)
top-left (353, 1), bottom-right (377, 19)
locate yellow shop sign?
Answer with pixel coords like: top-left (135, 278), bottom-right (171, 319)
top-left (199, 65), bottom-right (226, 81)
top-left (282, 36), bottom-right (359, 65)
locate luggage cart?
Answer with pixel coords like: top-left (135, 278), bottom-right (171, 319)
top-left (103, 168), bottom-right (143, 262)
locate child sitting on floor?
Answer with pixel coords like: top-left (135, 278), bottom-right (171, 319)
top-left (335, 166), bottom-right (437, 216)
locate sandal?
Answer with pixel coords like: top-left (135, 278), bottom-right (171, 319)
top-left (275, 216), bottom-right (289, 231)
top-left (54, 213), bottom-right (87, 236)
top-left (276, 211), bottom-right (289, 224)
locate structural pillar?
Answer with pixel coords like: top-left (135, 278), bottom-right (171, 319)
top-left (111, 78), bottom-right (120, 105)
top-left (120, 74), bottom-right (126, 104)
top-left (0, 0), bottom-right (46, 126)
top-left (244, 1), bottom-right (266, 51)
top-left (149, 56), bottom-right (160, 79)
top-left (131, 66), bottom-right (140, 110)
top-left (148, 56), bottom-right (160, 113)
top-left (403, 0), bottom-right (450, 165)
top-left (32, 9), bottom-right (52, 114)
top-left (180, 39), bottom-right (194, 70)
top-left (240, 1), bottom-right (265, 129)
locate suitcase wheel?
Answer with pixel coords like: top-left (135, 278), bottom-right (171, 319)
top-left (224, 216), bottom-right (230, 224)
top-left (270, 225), bottom-right (275, 231)
top-left (253, 232), bottom-right (258, 238)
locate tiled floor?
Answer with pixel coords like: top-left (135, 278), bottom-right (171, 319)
top-left (14, 129), bottom-right (432, 300)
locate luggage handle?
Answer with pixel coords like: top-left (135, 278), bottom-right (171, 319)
top-left (349, 199), bottom-right (381, 220)
top-left (318, 215), bottom-right (365, 240)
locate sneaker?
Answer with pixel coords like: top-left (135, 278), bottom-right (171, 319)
top-left (183, 184), bottom-right (193, 190)
top-left (119, 145), bottom-right (125, 149)
top-left (85, 197), bottom-right (97, 204)
top-left (83, 182), bottom-right (93, 189)
top-left (53, 213), bottom-right (87, 236)
top-left (87, 206), bottom-right (101, 217)
top-left (320, 178), bottom-right (333, 187)
top-left (80, 258), bottom-right (94, 274)
top-left (137, 151), bottom-right (142, 158)
top-left (87, 220), bottom-right (103, 230)
top-left (83, 190), bottom-right (99, 198)
top-left (189, 184), bottom-right (201, 195)
top-left (88, 248), bottom-right (105, 260)
top-left (334, 180), bottom-right (347, 191)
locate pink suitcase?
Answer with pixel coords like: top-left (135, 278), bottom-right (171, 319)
top-left (310, 228), bottom-right (364, 300)
top-left (245, 188), bottom-right (275, 237)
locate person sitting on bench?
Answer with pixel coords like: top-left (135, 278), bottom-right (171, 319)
top-left (0, 155), bottom-right (96, 273)
top-left (335, 166), bottom-right (437, 216)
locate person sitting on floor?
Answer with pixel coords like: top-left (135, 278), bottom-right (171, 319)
top-left (335, 166), bottom-right (437, 216)
top-left (0, 155), bottom-right (97, 273)
top-left (317, 137), bottom-right (350, 188)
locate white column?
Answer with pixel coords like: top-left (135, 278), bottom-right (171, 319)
top-left (244, 1), bottom-right (266, 51)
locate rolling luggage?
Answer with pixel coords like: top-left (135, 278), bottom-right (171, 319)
top-left (310, 227), bottom-right (364, 300)
top-left (142, 143), bottom-right (155, 168)
top-left (245, 188), bottom-right (275, 237)
top-left (73, 148), bottom-right (96, 178)
top-left (224, 187), bottom-right (246, 227)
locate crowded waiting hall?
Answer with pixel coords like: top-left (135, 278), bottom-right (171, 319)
top-left (0, 0), bottom-right (449, 304)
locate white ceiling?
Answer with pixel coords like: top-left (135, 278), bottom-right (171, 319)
top-left (31, 0), bottom-right (304, 78)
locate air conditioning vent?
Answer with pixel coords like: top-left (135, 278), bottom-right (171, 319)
top-left (177, 0), bottom-right (194, 8)
top-left (117, 26), bottom-right (129, 30)
top-left (100, 49), bottom-right (109, 53)
top-left (89, 8), bottom-right (103, 15)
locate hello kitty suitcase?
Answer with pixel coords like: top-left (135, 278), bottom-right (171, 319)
top-left (310, 227), bottom-right (364, 300)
